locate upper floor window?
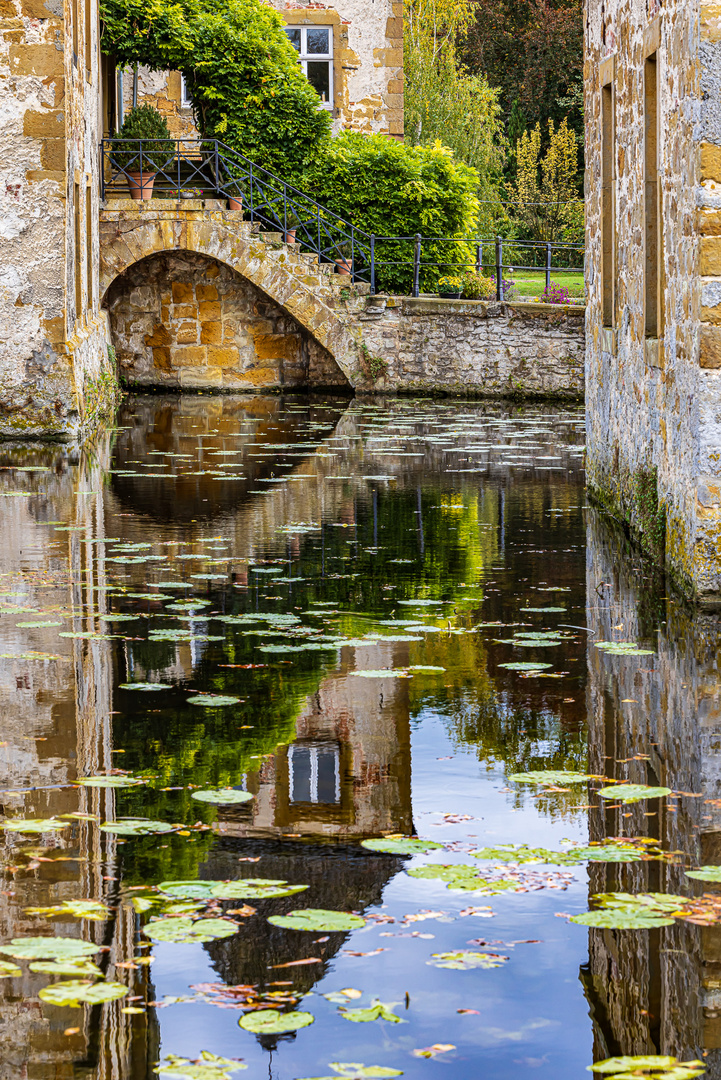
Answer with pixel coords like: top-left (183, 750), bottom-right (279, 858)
top-left (288, 742), bottom-right (340, 804)
top-left (284, 26), bottom-right (333, 108)
top-left (180, 74), bottom-right (192, 107)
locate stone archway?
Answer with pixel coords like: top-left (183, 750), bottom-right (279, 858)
top-left (98, 208), bottom-right (362, 389)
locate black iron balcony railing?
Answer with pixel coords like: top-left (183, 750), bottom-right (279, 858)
top-left (100, 138), bottom-right (585, 300)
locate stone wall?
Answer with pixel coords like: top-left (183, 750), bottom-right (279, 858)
top-left (357, 297), bottom-right (585, 398)
top-left (105, 250), bottom-right (350, 391)
top-left (583, 0), bottom-right (721, 602)
top-left (0, 0), bottom-right (116, 441)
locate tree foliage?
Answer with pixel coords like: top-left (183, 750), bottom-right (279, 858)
top-left (100, 0), bottom-right (331, 174)
top-left (462, 0), bottom-right (583, 140)
top-left (510, 118), bottom-right (582, 243)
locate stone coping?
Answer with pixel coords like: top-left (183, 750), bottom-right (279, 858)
top-left (365, 295), bottom-right (586, 317)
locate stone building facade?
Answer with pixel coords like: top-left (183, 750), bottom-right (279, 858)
top-left (116, 0), bottom-right (404, 142)
top-left (0, 0), bottom-right (115, 441)
top-left (584, 0), bottom-right (721, 602)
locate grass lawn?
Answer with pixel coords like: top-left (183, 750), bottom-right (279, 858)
top-left (508, 269), bottom-right (585, 300)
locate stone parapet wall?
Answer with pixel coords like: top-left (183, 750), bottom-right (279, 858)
top-left (356, 297), bottom-right (585, 398)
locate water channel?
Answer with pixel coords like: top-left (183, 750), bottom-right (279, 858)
top-left (0, 393), bottom-right (717, 1080)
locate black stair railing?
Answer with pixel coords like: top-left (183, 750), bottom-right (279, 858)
top-left (100, 138), bottom-right (584, 300)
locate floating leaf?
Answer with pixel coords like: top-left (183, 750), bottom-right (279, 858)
top-left (100, 818), bottom-right (174, 836)
top-left (408, 864), bottom-right (518, 893)
top-left (426, 950), bottom-right (508, 970)
top-left (361, 837), bottom-right (443, 856)
top-left (570, 910), bottom-right (674, 929)
top-left (29, 959), bottom-right (104, 977)
top-left (508, 770), bottom-right (591, 785)
top-left (145, 918), bottom-right (239, 944)
top-left (238, 1009), bottom-right (314, 1034)
top-left (594, 642), bottom-right (655, 656)
top-left (588, 1058), bottom-right (705, 1080)
top-left (191, 790), bottom-right (254, 805)
top-left (186, 695), bottom-right (241, 707)
top-left (155, 1052), bottom-right (248, 1079)
top-left (25, 899), bottom-right (110, 921)
top-left (159, 878), bottom-right (306, 901)
top-left (38, 980), bottom-right (129, 1007)
top-left (76, 775), bottom-right (144, 788)
top-left (295, 1064), bottom-right (402, 1079)
top-left (339, 1000), bottom-right (404, 1024)
top-left (686, 866), bottom-right (721, 882)
top-left (0, 937), bottom-right (99, 961)
top-left (2, 818), bottom-right (70, 834)
top-left (0, 961), bottom-right (21, 978)
top-left (597, 784), bottom-right (671, 804)
top-left (498, 662), bottom-right (553, 672)
top-left (119, 682), bottom-right (172, 691)
top-left (268, 909), bottom-right (365, 932)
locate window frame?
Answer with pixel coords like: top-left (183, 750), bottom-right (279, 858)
top-left (283, 25), bottom-right (334, 109)
top-left (180, 74), bottom-right (193, 108)
top-left (288, 742), bottom-right (341, 804)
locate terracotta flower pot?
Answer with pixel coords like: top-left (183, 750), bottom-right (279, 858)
top-left (335, 257), bottom-right (352, 276)
top-left (228, 196), bottom-right (243, 211)
top-left (284, 228), bottom-right (297, 244)
top-left (126, 172), bottom-right (156, 200)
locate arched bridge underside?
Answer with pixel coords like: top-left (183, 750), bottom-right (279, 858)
top-left (98, 203), bottom-right (366, 391)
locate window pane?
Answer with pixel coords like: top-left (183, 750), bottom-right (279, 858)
top-left (289, 747), bottom-right (311, 802)
top-left (284, 28), bottom-right (301, 51)
top-left (306, 61), bottom-right (331, 102)
top-left (306, 27), bottom-right (330, 54)
top-left (316, 749), bottom-right (338, 804)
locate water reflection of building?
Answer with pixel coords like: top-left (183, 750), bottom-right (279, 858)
top-left (583, 512), bottom-right (721, 1071)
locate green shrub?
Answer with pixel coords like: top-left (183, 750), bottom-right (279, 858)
top-left (111, 105), bottom-right (175, 170)
top-left (101, 0), bottom-right (331, 176)
top-left (461, 272), bottom-right (495, 300)
top-left (304, 134), bottom-right (480, 294)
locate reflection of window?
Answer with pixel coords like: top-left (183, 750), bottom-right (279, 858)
top-left (283, 26), bottom-right (333, 108)
top-left (180, 74), bottom-right (192, 107)
top-left (288, 743), bottom-right (340, 803)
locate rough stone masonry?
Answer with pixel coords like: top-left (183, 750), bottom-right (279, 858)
top-left (584, 0), bottom-right (721, 603)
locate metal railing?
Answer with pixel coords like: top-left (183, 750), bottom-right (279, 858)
top-left (100, 138), bottom-right (585, 301)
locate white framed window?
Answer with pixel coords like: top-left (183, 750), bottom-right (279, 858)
top-left (288, 742), bottom-right (340, 804)
top-left (180, 74), bottom-right (192, 107)
top-left (283, 26), bottom-right (333, 109)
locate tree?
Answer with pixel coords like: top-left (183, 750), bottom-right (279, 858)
top-left (461, 0), bottom-right (583, 141)
top-left (403, 0), bottom-right (506, 232)
top-left (100, 0), bottom-right (331, 176)
top-left (510, 118), bottom-right (582, 244)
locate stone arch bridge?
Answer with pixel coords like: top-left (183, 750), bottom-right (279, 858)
top-left (99, 200), bottom-right (370, 392)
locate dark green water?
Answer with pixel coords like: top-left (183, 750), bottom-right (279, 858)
top-left (0, 394), bottom-right (714, 1080)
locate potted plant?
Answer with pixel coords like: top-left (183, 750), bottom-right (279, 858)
top-left (333, 240), bottom-right (352, 275)
top-left (461, 272), bottom-right (495, 300)
top-left (437, 274), bottom-right (464, 299)
top-left (111, 105), bottom-right (175, 200)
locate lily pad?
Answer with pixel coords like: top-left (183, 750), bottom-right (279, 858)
top-left (498, 662), bottom-right (553, 671)
top-left (0, 961), bottom-right (21, 978)
top-left (588, 1056), bottom-right (705, 1080)
top-left (119, 682), bottom-right (172, 691)
top-left (426, 950), bottom-right (508, 969)
top-left (190, 789), bottom-right (254, 805)
top-left (38, 979), bottom-right (129, 1007)
top-left (296, 1065), bottom-right (402, 1080)
top-left (159, 878), bottom-right (307, 901)
top-left (2, 818), bottom-right (70, 834)
top-left (100, 818), bottom-right (174, 836)
top-left (76, 775), bottom-right (144, 788)
top-left (508, 770), bottom-right (591, 785)
top-left (25, 899), bottom-right (111, 920)
top-left (155, 1052), bottom-right (248, 1079)
top-left (145, 917), bottom-right (239, 944)
top-left (570, 910), bottom-right (674, 929)
top-left (267, 909), bottom-right (365, 932)
top-left (186, 695), bottom-right (241, 707)
top-left (597, 784), bottom-right (671, 804)
top-left (407, 864), bottom-right (516, 893)
top-left (339, 1000), bottom-right (404, 1024)
top-left (686, 866), bottom-right (721, 882)
top-left (29, 959), bottom-right (104, 977)
top-left (238, 1009), bottom-right (314, 1034)
top-left (0, 937), bottom-right (99, 961)
top-left (361, 837), bottom-right (444, 856)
